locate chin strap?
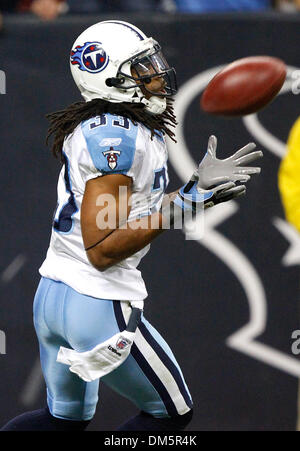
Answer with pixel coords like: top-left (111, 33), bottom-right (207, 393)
top-left (142, 96), bottom-right (167, 115)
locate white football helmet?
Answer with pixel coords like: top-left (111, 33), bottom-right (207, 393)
top-left (70, 20), bottom-right (177, 115)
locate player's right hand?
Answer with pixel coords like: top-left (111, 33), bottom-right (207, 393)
top-left (174, 179), bottom-right (246, 212)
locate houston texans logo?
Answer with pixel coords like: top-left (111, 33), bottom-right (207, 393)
top-left (103, 147), bottom-right (121, 170)
top-left (70, 41), bottom-right (109, 73)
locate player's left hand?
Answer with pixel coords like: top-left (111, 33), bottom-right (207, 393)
top-left (195, 135), bottom-right (263, 189)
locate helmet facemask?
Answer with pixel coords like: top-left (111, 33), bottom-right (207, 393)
top-left (115, 43), bottom-right (177, 98)
top-left (104, 41), bottom-right (177, 114)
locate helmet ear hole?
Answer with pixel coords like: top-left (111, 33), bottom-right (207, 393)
top-left (105, 78), bottom-right (113, 87)
top-left (105, 77), bottom-right (125, 87)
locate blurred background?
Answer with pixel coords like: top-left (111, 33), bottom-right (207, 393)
top-left (0, 0), bottom-right (300, 431)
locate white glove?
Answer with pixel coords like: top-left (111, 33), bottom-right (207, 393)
top-left (196, 135), bottom-right (263, 189)
top-left (57, 330), bottom-right (135, 382)
top-left (161, 135), bottom-right (262, 227)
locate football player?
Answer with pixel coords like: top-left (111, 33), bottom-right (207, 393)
top-left (1, 20), bottom-right (262, 431)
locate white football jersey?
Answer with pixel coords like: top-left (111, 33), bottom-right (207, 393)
top-left (39, 113), bottom-right (169, 301)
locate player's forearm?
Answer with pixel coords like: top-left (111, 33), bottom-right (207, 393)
top-left (87, 210), bottom-right (166, 271)
top-left (86, 190), bottom-right (180, 271)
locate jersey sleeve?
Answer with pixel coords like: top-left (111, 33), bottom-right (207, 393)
top-left (79, 114), bottom-right (143, 185)
top-left (278, 116), bottom-right (300, 232)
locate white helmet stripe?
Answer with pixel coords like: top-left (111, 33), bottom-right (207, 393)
top-left (101, 20), bottom-right (145, 41)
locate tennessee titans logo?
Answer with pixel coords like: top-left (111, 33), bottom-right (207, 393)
top-left (70, 42), bottom-right (109, 73)
top-left (103, 147), bottom-right (121, 170)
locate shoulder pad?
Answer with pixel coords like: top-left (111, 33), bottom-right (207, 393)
top-left (81, 113), bottom-right (139, 174)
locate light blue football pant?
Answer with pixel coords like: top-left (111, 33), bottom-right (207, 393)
top-left (33, 277), bottom-right (193, 421)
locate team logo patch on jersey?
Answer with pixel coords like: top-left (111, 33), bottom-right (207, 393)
top-left (70, 42), bottom-right (109, 73)
top-left (116, 336), bottom-right (132, 350)
top-left (103, 147), bottom-right (121, 170)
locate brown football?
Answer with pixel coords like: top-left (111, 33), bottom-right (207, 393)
top-left (200, 56), bottom-right (287, 116)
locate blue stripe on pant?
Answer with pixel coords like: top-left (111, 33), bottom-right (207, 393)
top-left (33, 277), bottom-right (193, 421)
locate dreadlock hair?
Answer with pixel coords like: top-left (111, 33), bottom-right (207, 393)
top-left (46, 98), bottom-right (177, 161)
